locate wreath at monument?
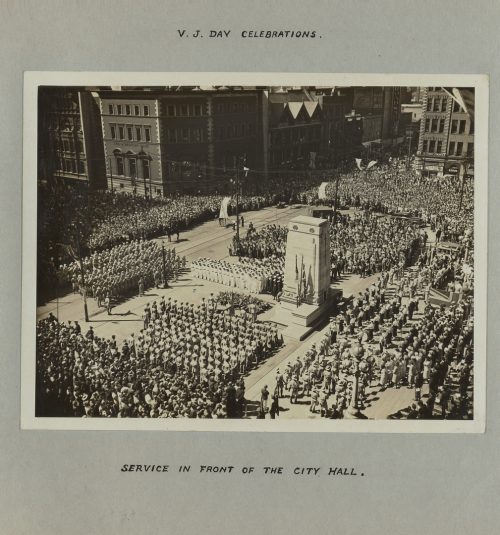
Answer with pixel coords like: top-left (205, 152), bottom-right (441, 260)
top-left (215, 291), bottom-right (271, 315)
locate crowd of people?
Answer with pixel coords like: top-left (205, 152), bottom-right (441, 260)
top-left (329, 211), bottom-right (422, 279)
top-left (230, 224), bottom-right (288, 259)
top-left (37, 158), bottom-right (476, 420)
top-left (36, 296), bottom-right (283, 418)
top-left (269, 258), bottom-right (473, 420)
top-left (191, 256), bottom-right (284, 297)
top-left (58, 240), bottom-right (186, 301)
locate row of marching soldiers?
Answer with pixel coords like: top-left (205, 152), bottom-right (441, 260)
top-left (270, 261), bottom-right (473, 419)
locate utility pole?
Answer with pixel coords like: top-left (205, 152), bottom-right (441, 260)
top-left (161, 241), bottom-right (169, 288)
top-left (72, 223), bottom-right (89, 322)
top-left (406, 129), bottom-right (413, 170)
top-left (459, 159), bottom-right (469, 211)
top-left (143, 172), bottom-right (148, 201)
top-left (233, 156), bottom-right (241, 246)
top-left (108, 157), bottom-right (114, 193)
top-left (332, 171), bottom-right (341, 225)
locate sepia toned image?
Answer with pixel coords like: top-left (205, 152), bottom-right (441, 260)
top-left (25, 75), bottom-right (486, 430)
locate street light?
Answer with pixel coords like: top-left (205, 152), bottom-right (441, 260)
top-left (70, 222), bottom-right (89, 322)
top-left (161, 240), bottom-right (169, 288)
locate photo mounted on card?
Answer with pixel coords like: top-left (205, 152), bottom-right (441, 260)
top-left (21, 72), bottom-right (487, 432)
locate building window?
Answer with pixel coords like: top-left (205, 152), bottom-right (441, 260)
top-left (451, 119), bottom-right (459, 134)
top-left (436, 141), bottom-right (443, 153)
top-left (143, 159), bottom-right (150, 179)
top-left (449, 141), bottom-right (455, 155)
top-left (129, 158), bottom-right (137, 178)
top-left (181, 128), bottom-right (189, 142)
top-left (78, 160), bottom-right (85, 174)
top-left (427, 98), bottom-right (433, 112)
top-left (456, 141), bottom-right (463, 156)
top-left (127, 126), bottom-right (133, 141)
top-left (467, 142), bottom-right (474, 157)
top-left (118, 126), bottom-right (124, 140)
top-left (136, 127), bottom-right (142, 141)
top-left (181, 105), bottom-right (188, 116)
top-left (167, 105), bottom-right (175, 116)
top-left (117, 104), bottom-right (122, 115)
top-left (110, 126), bottom-right (116, 139)
top-left (194, 104), bottom-right (202, 116)
top-left (192, 128), bottom-right (202, 142)
top-left (77, 140), bottom-right (84, 153)
top-left (423, 139), bottom-right (429, 152)
top-left (144, 127), bottom-right (151, 142)
top-left (126, 105), bottom-right (131, 115)
top-left (143, 105), bottom-right (149, 116)
top-left (108, 104), bottom-right (114, 114)
top-left (134, 105), bottom-right (140, 115)
top-left (429, 140), bottom-right (436, 153)
top-left (459, 120), bottom-right (467, 134)
top-left (116, 156), bottom-right (124, 175)
top-left (431, 118), bottom-right (438, 133)
top-left (438, 120), bottom-right (444, 133)
top-left (441, 99), bottom-right (447, 112)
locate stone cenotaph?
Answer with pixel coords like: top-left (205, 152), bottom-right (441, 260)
top-left (276, 215), bottom-right (332, 339)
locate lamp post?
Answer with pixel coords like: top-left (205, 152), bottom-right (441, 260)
top-left (161, 240), bottom-right (169, 288)
top-left (50, 256), bottom-right (59, 321)
top-left (71, 222), bottom-right (89, 322)
top-left (332, 170), bottom-right (341, 225)
top-left (108, 157), bottom-right (114, 193)
top-left (344, 343), bottom-right (367, 419)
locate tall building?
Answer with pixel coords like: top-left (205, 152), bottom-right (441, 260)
top-left (98, 87), bottom-right (262, 195)
top-left (263, 88), bottom-right (323, 175)
top-left (38, 87), bottom-right (106, 189)
top-left (316, 87), bottom-right (360, 165)
top-left (415, 87), bottom-right (474, 178)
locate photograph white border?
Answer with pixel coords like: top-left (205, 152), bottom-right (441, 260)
top-left (21, 72), bottom-right (488, 432)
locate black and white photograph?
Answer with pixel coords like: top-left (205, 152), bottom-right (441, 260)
top-left (23, 74), bottom-right (486, 431)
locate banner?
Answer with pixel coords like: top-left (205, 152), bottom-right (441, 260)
top-left (366, 160), bottom-right (378, 170)
top-left (318, 181), bottom-right (328, 200)
top-left (355, 158), bottom-right (363, 171)
top-left (219, 196), bottom-right (231, 219)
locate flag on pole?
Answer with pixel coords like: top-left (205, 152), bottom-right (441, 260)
top-left (366, 160), bottom-right (378, 170)
top-left (355, 158), bottom-right (364, 171)
top-left (318, 181), bottom-right (328, 200)
top-left (219, 196), bottom-right (231, 219)
top-left (441, 87), bottom-right (475, 119)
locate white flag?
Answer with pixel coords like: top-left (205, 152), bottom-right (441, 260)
top-left (355, 158), bottom-right (364, 171)
top-left (243, 166), bottom-right (250, 177)
top-left (318, 182), bottom-right (328, 200)
top-left (366, 160), bottom-right (378, 170)
top-left (219, 196), bottom-right (231, 219)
